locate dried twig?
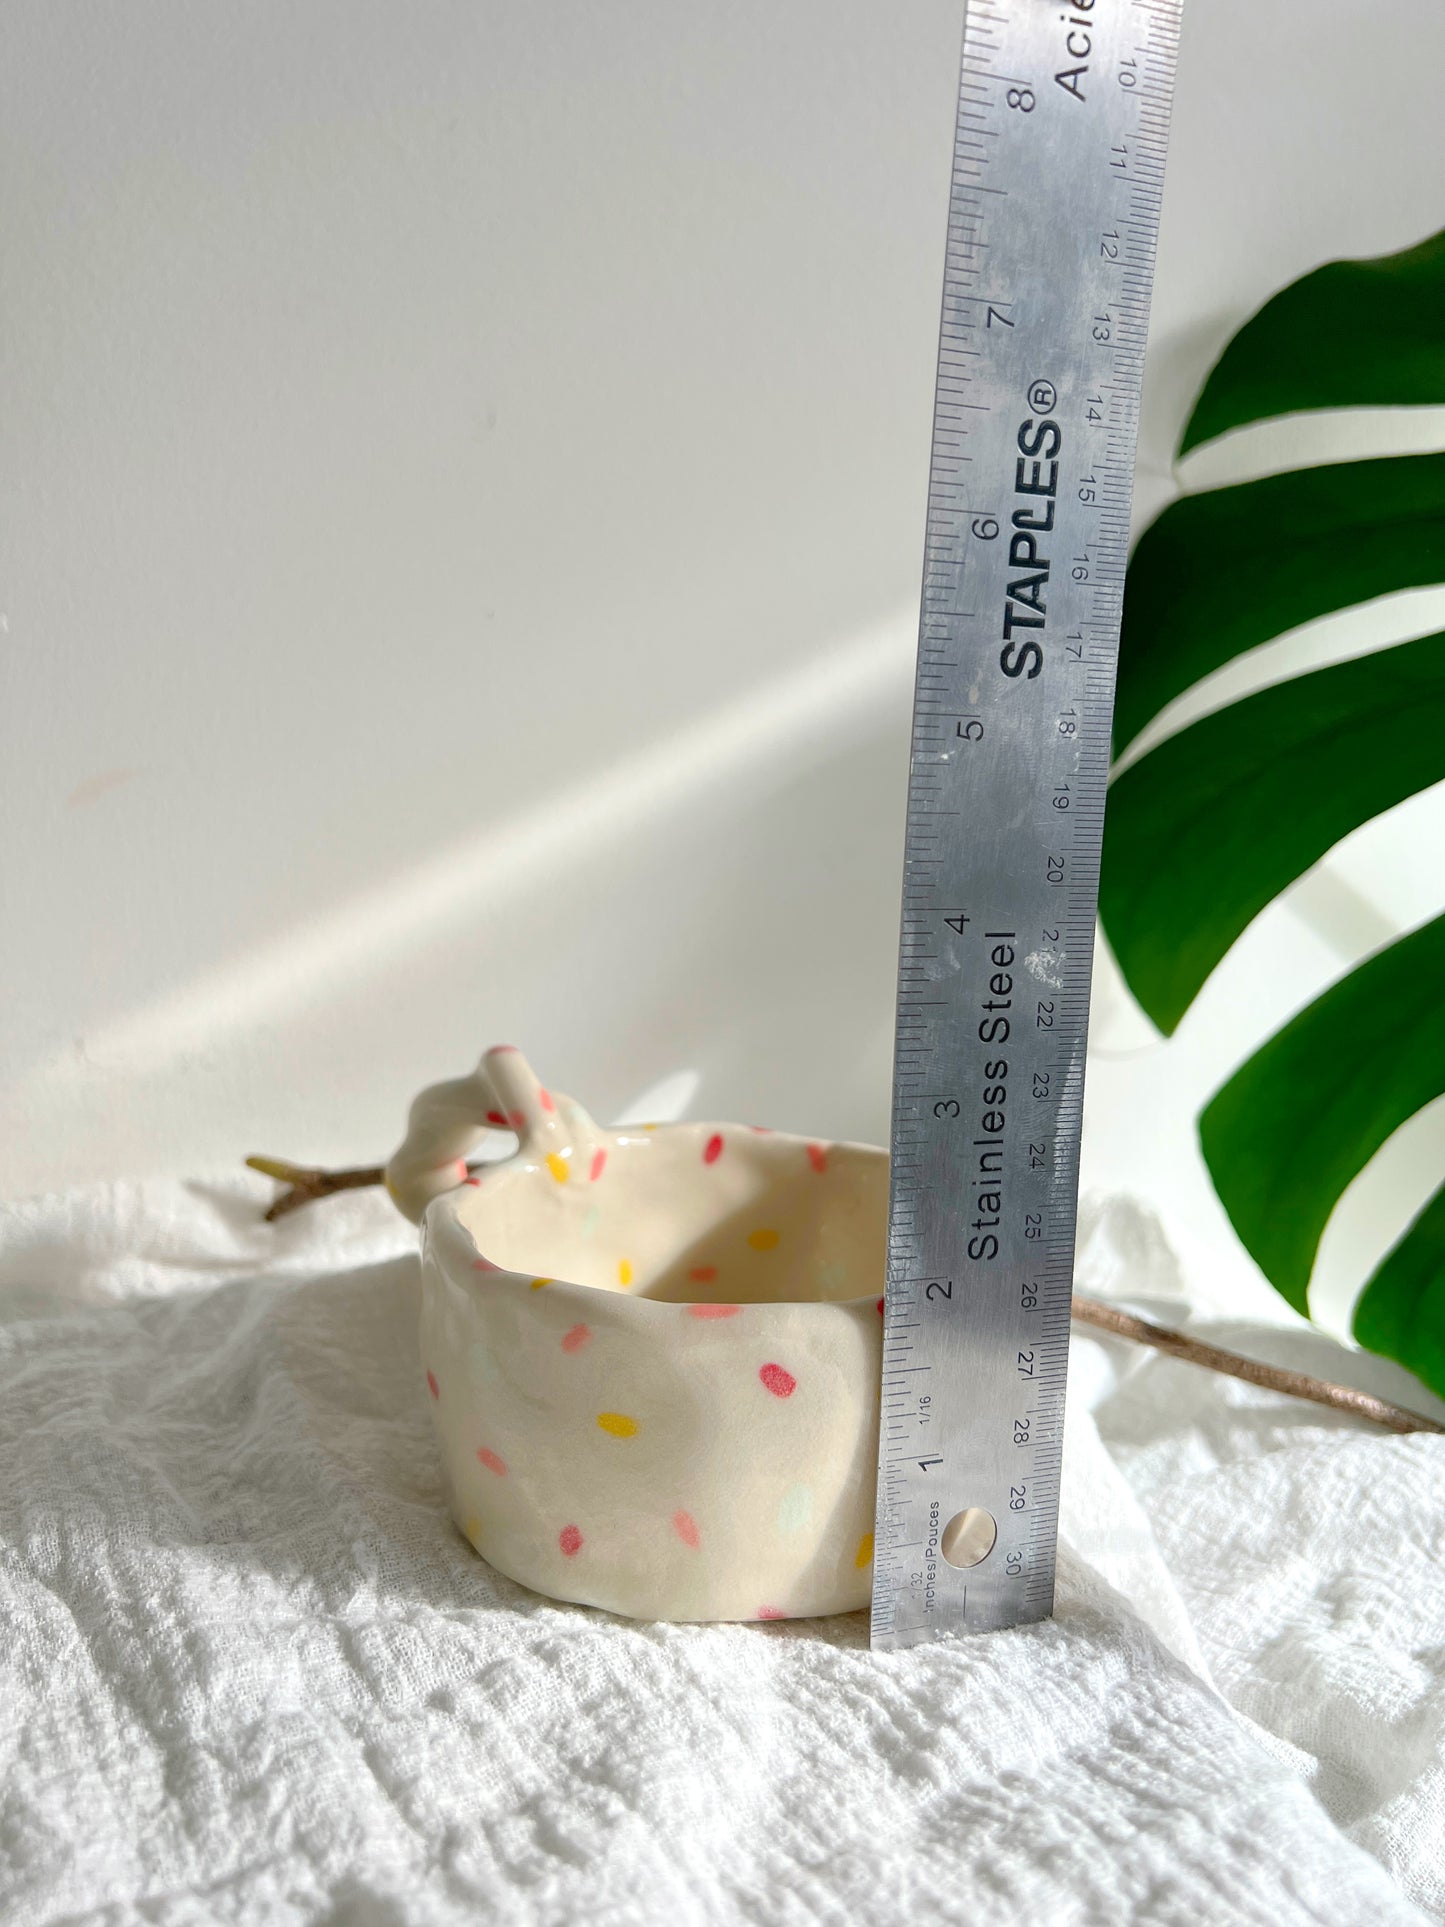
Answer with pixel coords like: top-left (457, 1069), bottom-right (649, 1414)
top-left (245, 1154), bottom-right (1444, 1435)
top-left (1071, 1293), bottom-right (1443, 1436)
top-left (245, 1156), bottom-right (389, 1221)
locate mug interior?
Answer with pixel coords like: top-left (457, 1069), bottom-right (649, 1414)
top-left (452, 1127), bottom-right (887, 1307)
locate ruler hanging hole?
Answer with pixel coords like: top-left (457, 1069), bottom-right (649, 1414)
top-left (940, 1507), bottom-right (997, 1570)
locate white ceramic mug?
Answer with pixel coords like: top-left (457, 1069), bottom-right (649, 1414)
top-left (386, 1046), bottom-right (887, 1621)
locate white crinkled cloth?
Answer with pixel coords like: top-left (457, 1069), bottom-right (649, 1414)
top-left (1, 1177), bottom-right (1442, 1926)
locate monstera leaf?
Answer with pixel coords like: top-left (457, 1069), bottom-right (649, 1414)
top-left (1353, 1182), bottom-right (1445, 1402)
top-left (1105, 631), bottom-right (1445, 1034)
top-left (1179, 227), bottom-right (1445, 453)
top-left (1112, 453), bottom-right (1445, 755)
top-left (1101, 223), bottom-right (1445, 1399)
top-left (1198, 915), bottom-right (1445, 1316)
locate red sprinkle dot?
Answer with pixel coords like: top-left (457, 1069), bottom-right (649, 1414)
top-left (806, 1143), bottom-right (828, 1174)
top-left (703, 1133), bottom-right (724, 1165)
top-left (689, 1265), bottom-right (718, 1284)
top-left (590, 1148), bottom-right (607, 1182)
top-left (688, 1304), bottom-right (740, 1319)
top-left (425, 1370), bottom-right (439, 1400)
top-left (486, 1109), bottom-right (508, 1128)
top-left (559, 1524), bottom-right (583, 1558)
top-left (759, 1362), bottom-right (797, 1398)
top-left (749, 1124), bottom-right (774, 1135)
top-left (673, 1510), bottom-right (701, 1549)
top-left (876, 1297), bottom-right (886, 1317)
top-left (757, 1606), bottom-right (785, 1620)
top-left (539, 1087), bottom-right (556, 1113)
top-left (477, 1448), bottom-right (507, 1476)
top-left (561, 1323), bottom-right (593, 1352)
top-left (463, 1176), bottom-right (482, 1187)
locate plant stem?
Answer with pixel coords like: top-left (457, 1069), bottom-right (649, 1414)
top-left (246, 1155), bottom-right (1445, 1435)
top-left (1071, 1293), bottom-right (1443, 1436)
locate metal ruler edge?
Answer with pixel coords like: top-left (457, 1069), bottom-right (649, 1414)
top-left (871, 0), bottom-right (1182, 1650)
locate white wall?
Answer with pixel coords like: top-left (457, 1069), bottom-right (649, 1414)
top-left (4, 1), bottom-right (1443, 1331)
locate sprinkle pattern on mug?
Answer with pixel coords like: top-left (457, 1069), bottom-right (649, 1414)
top-left (403, 1054), bottom-right (884, 1626)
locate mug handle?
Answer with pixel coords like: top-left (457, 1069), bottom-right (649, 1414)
top-left (383, 1045), bottom-right (598, 1223)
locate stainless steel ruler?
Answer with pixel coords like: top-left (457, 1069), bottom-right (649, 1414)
top-left (871, 0), bottom-right (1182, 1650)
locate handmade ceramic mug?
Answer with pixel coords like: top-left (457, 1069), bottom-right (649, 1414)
top-left (385, 1046), bottom-right (886, 1621)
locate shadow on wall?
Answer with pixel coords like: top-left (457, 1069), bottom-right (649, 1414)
top-left (15, 617), bottom-right (915, 1187)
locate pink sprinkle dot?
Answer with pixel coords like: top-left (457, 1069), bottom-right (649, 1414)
top-left (491, 1044), bottom-right (519, 1055)
top-left (561, 1323), bottom-right (593, 1353)
top-left (472, 1257), bottom-right (500, 1273)
top-left (539, 1087), bottom-right (556, 1113)
top-left (426, 1370), bottom-right (439, 1401)
top-left (759, 1362), bottom-right (797, 1398)
top-left (673, 1510), bottom-right (701, 1549)
top-left (463, 1176), bottom-right (482, 1188)
top-left (453, 1159), bottom-right (469, 1180)
top-left (876, 1297), bottom-right (886, 1317)
top-left (703, 1132), bottom-right (724, 1165)
top-left (689, 1265), bottom-right (718, 1284)
top-left (688, 1304), bottom-right (740, 1319)
top-left (749, 1124), bottom-right (774, 1135)
top-left (486, 1109), bottom-right (508, 1128)
top-left (806, 1143), bottom-right (828, 1174)
top-left (559, 1524), bottom-right (583, 1558)
top-left (507, 1109), bottom-right (527, 1131)
top-left (477, 1447), bottom-right (507, 1476)
top-left (590, 1148), bottom-right (607, 1182)
top-left (756, 1606), bottom-right (785, 1621)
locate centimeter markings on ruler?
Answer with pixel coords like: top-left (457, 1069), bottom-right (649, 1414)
top-left (870, 0), bottom-right (1181, 1651)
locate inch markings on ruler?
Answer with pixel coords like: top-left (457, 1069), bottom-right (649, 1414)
top-left (870, 0), bottom-right (1182, 1651)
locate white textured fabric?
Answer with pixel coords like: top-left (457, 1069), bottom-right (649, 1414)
top-left (2, 1178), bottom-right (1442, 1925)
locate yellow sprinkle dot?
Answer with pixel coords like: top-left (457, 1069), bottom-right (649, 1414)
top-left (529, 1277), bottom-right (552, 1290)
top-left (748, 1227), bottom-right (781, 1252)
top-left (618, 1258), bottom-right (634, 1286)
top-left (855, 1532), bottom-right (875, 1570)
top-left (464, 1515), bottom-right (482, 1547)
top-left (596, 1412), bottom-right (639, 1438)
top-left (546, 1152), bottom-right (570, 1184)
